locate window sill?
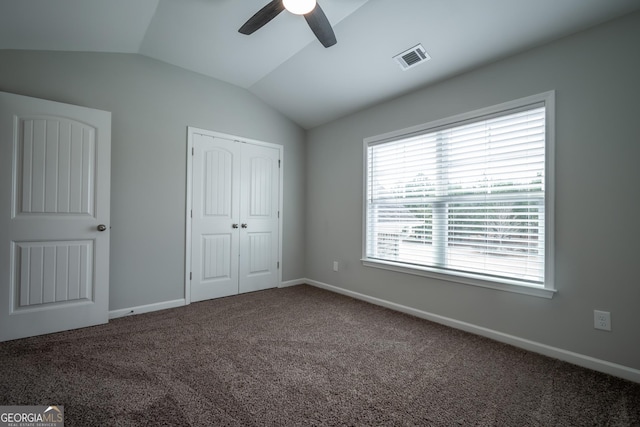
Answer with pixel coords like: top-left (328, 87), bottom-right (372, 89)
top-left (361, 258), bottom-right (556, 299)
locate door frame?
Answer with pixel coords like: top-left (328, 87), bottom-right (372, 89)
top-left (184, 127), bottom-right (283, 304)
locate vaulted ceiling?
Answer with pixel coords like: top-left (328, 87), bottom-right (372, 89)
top-left (2, 0), bottom-right (639, 129)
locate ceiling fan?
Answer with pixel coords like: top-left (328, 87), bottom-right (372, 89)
top-left (239, 0), bottom-right (337, 48)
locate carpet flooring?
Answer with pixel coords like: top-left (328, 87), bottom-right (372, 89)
top-left (1, 285), bottom-right (639, 426)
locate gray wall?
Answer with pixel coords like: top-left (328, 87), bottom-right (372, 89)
top-left (305, 12), bottom-right (640, 370)
top-left (0, 51), bottom-right (306, 310)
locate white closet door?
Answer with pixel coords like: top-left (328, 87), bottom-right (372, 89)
top-left (0, 91), bottom-right (111, 342)
top-left (189, 130), bottom-right (281, 302)
top-left (238, 143), bottom-right (280, 293)
top-left (191, 134), bottom-right (240, 302)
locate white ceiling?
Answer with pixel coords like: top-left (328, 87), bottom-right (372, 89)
top-left (2, 0), bottom-right (639, 129)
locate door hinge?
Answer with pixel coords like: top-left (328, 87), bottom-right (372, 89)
top-left (190, 272), bottom-right (192, 280)
top-left (277, 211), bottom-right (280, 218)
top-left (192, 147), bottom-right (194, 155)
top-left (190, 210), bottom-right (193, 218)
top-left (277, 262), bottom-right (280, 269)
top-left (278, 159), bottom-right (281, 168)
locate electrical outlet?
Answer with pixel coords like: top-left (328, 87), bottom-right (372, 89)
top-left (333, 261), bottom-right (339, 272)
top-left (594, 310), bottom-right (611, 331)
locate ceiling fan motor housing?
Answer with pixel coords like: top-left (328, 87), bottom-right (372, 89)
top-left (283, 0), bottom-right (317, 15)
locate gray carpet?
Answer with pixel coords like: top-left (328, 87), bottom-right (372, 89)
top-left (1, 285), bottom-right (639, 426)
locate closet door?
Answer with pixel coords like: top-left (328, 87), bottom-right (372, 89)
top-left (191, 134), bottom-right (240, 302)
top-left (189, 130), bottom-right (280, 302)
top-left (238, 143), bottom-right (280, 293)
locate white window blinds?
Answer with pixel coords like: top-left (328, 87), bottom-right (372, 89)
top-left (366, 104), bottom-right (547, 286)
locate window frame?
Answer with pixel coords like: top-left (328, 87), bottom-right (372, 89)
top-left (362, 92), bottom-right (556, 299)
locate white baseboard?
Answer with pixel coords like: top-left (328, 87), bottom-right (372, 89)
top-left (109, 280), bottom-right (306, 320)
top-left (304, 278), bottom-right (640, 384)
top-left (109, 299), bottom-right (186, 320)
top-left (279, 278), bottom-right (306, 288)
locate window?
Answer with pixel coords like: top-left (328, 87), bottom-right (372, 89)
top-left (363, 92), bottom-right (555, 298)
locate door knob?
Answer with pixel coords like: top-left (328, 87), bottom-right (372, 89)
top-left (97, 224), bottom-right (107, 232)
top-left (241, 223), bottom-right (248, 228)
top-left (232, 224), bottom-right (239, 229)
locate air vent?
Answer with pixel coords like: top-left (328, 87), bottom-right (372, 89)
top-left (393, 44), bottom-right (430, 71)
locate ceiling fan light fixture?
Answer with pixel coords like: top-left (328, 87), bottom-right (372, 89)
top-left (283, 0), bottom-right (316, 15)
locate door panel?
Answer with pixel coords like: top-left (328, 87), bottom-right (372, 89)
top-left (238, 143), bottom-right (279, 293)
top-left (202, 234), bottom-right (232, 280)
top-left (247, 156), bottom-right (273, 217)
top-left (14, 240), bottom-right (92, 308)
top-left (247, 232), bottom-right (272, 273)
top-left (0, 91), bottom-right (111, 342)
top-left (203, 148), bottom-right (233, 217)
top-left (19, 118), bottom-right (95, 215)
top-left (190, 134), bottom-right (240, 302)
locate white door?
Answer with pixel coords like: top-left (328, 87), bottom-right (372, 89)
top-left (190, 134), bottom-right (240, 302)
top-left (189, 130), bottom-right (280, 302)
top-left (0, 91), bottom-right (111, 342)
top-left (238, 142), bottom-right (280, 293)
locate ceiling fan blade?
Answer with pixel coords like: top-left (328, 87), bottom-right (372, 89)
top-left (304, 3), bottom-right (337, 48)
top-left (239, 0), bottom-right (285, 35)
